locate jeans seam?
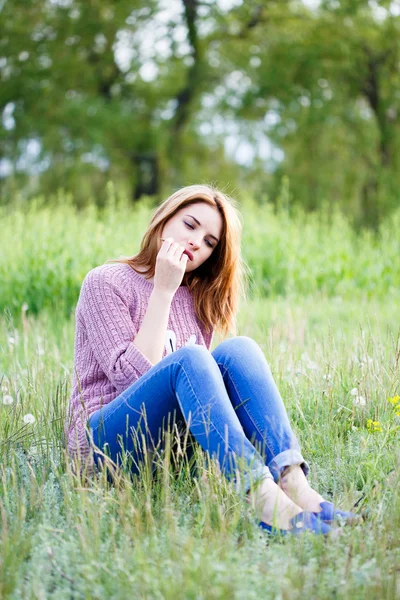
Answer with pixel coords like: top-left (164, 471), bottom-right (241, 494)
top-left (177, 359), bottom-right (245, 459)
top-left (217, 362), bottom-right (277, 463)
top-left (91, 355), bottom-right (248, 465)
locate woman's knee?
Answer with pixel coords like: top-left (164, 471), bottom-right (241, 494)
top-left (174, 343), bottom-right (212, 364)
top-left (173, 344), bottom-right (216, 378)
top-left (212, 336), bottom-right (270, 370)
top-left (215, 335), bottom-right (261, 357)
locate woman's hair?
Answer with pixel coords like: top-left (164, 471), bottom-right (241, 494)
top-left (108, 184), bottom-right (248, 337)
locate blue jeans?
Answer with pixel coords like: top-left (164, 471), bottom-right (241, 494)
top-left (87, 336), bottom-right (309, 493)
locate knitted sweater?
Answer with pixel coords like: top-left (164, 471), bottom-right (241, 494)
top-left (65, 262), bottom-right (214, 463)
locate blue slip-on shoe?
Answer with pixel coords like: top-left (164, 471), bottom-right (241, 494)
top-left (313, 501), bottom-right (361, 525)
top-left (259, 511), bottom-right (332, 537)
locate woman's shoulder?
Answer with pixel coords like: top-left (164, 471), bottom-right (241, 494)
top-left (83, 262), bottom-right (131, 287)
top-left (76, 263), bottom-right (147, 319)
top-left (84, 261), bottom-right (158, 297)
top-left (81, 262), bottom-right (146, 301)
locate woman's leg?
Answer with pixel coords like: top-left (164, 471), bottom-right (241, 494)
top-left (211, 336), bottom-right (324, 511)
top-left (88, 344), bottom-right (305, 528)
top-left (88, 344), bottom-right (271, 492)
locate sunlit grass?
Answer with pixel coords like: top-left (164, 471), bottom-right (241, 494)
top-left (1, 188), bottom-right (399, 317)
top-left (1, 194), bottom-right (399, 597)
top-left (1, 296), bottom-right (399, 598)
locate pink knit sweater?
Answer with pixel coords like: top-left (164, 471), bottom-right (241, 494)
top-left (65, 262), bottom-right (214, 463)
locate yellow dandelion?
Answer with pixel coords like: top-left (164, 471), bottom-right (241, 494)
top-left (366, 419), bottom-right (382, 433)
top-left (388, 395), bottom-right (400, 406)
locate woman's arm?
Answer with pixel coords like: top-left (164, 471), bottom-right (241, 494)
top-left (133, 288), bottom-right (173, 365)
top-left (80, 266), bottom-right (154, 393)
top-left (133, 237), bottom-right (189, 365)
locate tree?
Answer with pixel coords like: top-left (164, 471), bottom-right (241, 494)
top-left (206, 0), bottom-right (400, 224)
top-left (2, 0), bottom-right (400, 224)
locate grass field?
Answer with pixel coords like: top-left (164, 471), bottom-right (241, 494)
top-left (1, 195), bottom-right (399, 598)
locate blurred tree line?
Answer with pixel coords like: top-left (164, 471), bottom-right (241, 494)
top-left (1, 0), bottom-right (400, 226)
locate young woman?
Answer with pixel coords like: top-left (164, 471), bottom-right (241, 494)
top-left (65, 184), bottom-right (357, 535)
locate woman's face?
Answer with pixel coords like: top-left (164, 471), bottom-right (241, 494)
top-left (160, 202), bottom-right (223, 273)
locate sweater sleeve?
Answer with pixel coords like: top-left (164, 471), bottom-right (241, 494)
top-left (80, 266), bottom-right (154, 392)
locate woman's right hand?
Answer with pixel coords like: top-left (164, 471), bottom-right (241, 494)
top-left (153, 237), bottom-right (189, 296)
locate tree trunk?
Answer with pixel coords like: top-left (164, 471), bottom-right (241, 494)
top-left (132, 153), bottom-right (159, 200)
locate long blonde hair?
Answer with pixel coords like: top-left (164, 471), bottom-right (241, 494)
top-left (108, 184), bottom-right (247, 337)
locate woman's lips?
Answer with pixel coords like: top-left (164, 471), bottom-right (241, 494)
top-left (184, 249), bottom-right (194, 261)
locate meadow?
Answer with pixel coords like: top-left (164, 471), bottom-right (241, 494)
top-left (0, 189), bottom-right (399, 599)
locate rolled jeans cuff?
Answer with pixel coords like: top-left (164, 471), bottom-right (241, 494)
top-left (268, 450), bottom-right (310, 482)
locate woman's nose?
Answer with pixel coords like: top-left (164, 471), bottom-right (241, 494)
top-left (188, 238), bottom-right (201, 250)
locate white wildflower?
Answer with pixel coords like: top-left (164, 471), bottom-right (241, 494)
top-left (23, 413), bottom-right (35, 424)
top-left (2, 394), bottom-right (14, 405)
top-left (350, 388), bottom-right (359, 396)
top-left (8, 336), bottom-right (15, 345)
top-left (353, 395), bottom-right (366, 407)
top-left (21, 303), bottom-right (29, 312)
top-left (301, 352), bottom-right (318, 371)
top-left (360, 355), bottom-right (373, 365)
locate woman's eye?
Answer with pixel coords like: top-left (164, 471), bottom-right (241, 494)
top-left (184, 221), bottom-right (214, 249)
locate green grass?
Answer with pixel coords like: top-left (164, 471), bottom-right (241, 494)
top-left (1, 188), bottom-right (399, 317)
top-left (1, 296), bottom-right (399, 599)
top-left (1, 194), bottom-right (399, 598)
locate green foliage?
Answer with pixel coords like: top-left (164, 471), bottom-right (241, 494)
top-left (2, 0), bottom-right (400, 222)
top-left (0, 189), bottom-right (399, 596)
top-left (0, 295), bottom-right (399, 598)
top-left (1, 190), bottom-right (399, 318)
top-left (243, 195), bottom-right (400, 298)
top-left (217, 0), bottom-right (400, 225)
